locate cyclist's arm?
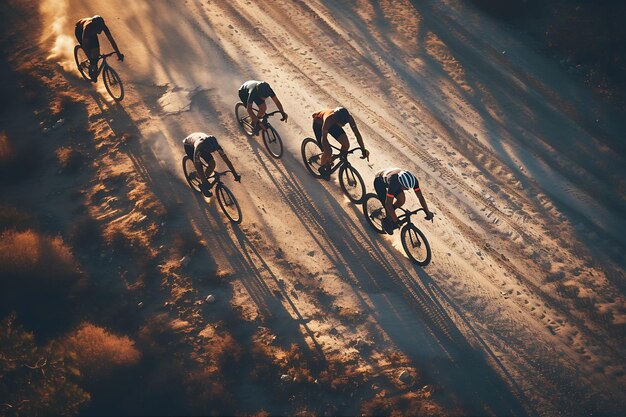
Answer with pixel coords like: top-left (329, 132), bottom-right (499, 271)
top-left (348, 116), bottom-right (368, 156)
top-left (218, 151), bottom-right (239, 178)
top-left (415, 188), bottom-right (432, 218)
top-left (270, 95), bottom-right (288, 120)
top-left (102, 26), bottom-right (122, 57)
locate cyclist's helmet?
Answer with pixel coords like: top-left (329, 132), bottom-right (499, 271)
top-left (398, 170), bottom-right (417, 190)
top-left (334, 107), bottom-right (350, 125)
top-left (92, 15), bottom-right (105, 31)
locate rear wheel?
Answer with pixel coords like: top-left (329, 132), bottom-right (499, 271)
top-left (262, 125), bottom-right (283, 158)
top-left (103, 65), bottom-right (124, 101)
top-left (362, 193), bottom-right (386, 234)
top-left (339, 164), bottom-right (365, 203)
top-left (216, 184), bottom-right (242, 223)
top-left (301, 137), bottom-right (323, 178)
top-left (235, 103), bottom-right (254, 135)
top-left (74, 45), bottom-right (90, 80)
top-left (401, 224), bottom-right (431, 266)
top-left (182, 156), bottom-right (202, 193)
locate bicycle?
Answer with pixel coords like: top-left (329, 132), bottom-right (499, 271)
top-left (301, 139), bottom-right (366, 203)
top-left (74, 46), bottom-right (124, 101)
top-left (235, 105), bottom-right (284, 158)
top-left (362, 193), bottom-right (432, 265)
top-left (182, 155), bottom-right (242, 224)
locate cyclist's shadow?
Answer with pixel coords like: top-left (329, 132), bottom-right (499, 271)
top-left (248, 145), bottom-right (531, 417)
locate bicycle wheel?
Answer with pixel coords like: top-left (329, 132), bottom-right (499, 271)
top-left (74, 45), bottom-right (90, 80)
top-left (401, 224), bottom-right (432, 266)
top-left (103, 65), bottom-right (124, 101)
top-left (216, 184), bottom-right (242, 223)
top-left (262, 125), bottom-right (283, 158)
top-left (182, 156), bottom-right (202, 192)
top-left (362, 193), bottom-right (386, 234)
top-left (235, 103), bottom-right (254, 135)
top-left (339, 164), bottom-right (365, 203)
top-left (301, 137), bottom-right (323, 178)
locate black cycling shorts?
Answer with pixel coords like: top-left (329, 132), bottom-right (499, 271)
top-left (184, 144), bottom-right (214, 162)
top-left (238, 89), bottom-right (249, 106)
top-left (374, 176), bottom-right (388, 205)
top-left (313, 121), bottom-right (346, 148)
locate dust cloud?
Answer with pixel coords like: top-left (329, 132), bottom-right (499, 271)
top-left (40, 0), bottom-right (76, 73)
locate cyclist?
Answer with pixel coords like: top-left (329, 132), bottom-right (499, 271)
top-left (238, 80), bottom-right (288, 134)
top-left (183, 133), bottom-right (241, 197)
top-left (312, 107), bottom-right (369, 180)
top-left (374, 168), bottom-right (433, 234)
top-left (75, 15), bottom-right (124, 82)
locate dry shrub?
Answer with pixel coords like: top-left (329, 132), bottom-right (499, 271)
top-left (0, 229), bottom-right (84, 332)
top-left (64, 323), bottom-right (141, 378)
top-left (0, 229), bottom-right (85, 331)
top-left (0, 204), bottom-right (32, 232)
top-left (56, 145), bottom-right (83, 173)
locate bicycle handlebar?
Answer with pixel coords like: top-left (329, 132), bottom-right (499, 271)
top-left (330, 145), bottom-right (368, 160)
top-left (397, 207), bottom-right (434, 223)
top-left (263, 110), bottom-right (282, 118)
top-left (209, 170), bottom-right (233, 177)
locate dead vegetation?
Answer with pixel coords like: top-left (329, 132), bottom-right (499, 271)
top-left (63, 323), bottom-right (141, 379)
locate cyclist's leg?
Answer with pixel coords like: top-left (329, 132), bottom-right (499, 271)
top-left (204, 156), bottom-right (216, 182)
top-left (334, 132), bottom-right (349, 160)
top-left (313, 121), bottom-right (323, 148)
top-left (374, 177), bottom-right (387, 205)
top-left (74, 25), bottom-right (83, 44)
top-left (184, 144), bottom-right (194, 159)
top-left (86, 37), bottom-right (100, 81)
top-left (393, 191), bottom-right (406, 209)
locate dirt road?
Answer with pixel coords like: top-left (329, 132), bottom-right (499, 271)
top-left (40, 0), bottom-right (626, 415)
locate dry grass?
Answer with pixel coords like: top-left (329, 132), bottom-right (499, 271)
top-left (56, 145), bottom-right (83, 173)
top-left (64, 323), bottom-right (141, 378)
top-left (0, 229), bottom-right (84, 332)
top-left (0, 229), bottom-right (81, 288)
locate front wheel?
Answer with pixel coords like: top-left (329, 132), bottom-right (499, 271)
top-left (401, 224), bottom-right (432, 266)
top-left (103, 65), bottom-right (124, 101)
top-left (216, 184), bottom-right (242, 224)
top-left (339, 164), bottom-right (365, 203)
top-left (262, 125), bottom-right (283, 158)
top-left (182, 156), bottom-right (202, 193)
top-left (74, 45), bottom-right (90, 80)
top-left (362, 193), bottom-right (386, 234)
top-left (235, 103), bottom-right (254, 135)
top-left (301, 137), bottom-right (323, 178)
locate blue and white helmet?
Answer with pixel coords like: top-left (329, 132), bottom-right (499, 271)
top-left (398, 170), bottom-right (416, 190)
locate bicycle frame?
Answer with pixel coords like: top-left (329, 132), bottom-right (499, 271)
top-left (325, 145), bottom-right (361, 175)
top-left (397, 207), bottom-right (427, 226)
top-left (93, 52), bottom-right (116, 76)
top-left (206, 170), bottom-right (233, 190)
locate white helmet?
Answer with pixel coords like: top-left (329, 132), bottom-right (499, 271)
top-left (398, 170), bottom-right (416, 190)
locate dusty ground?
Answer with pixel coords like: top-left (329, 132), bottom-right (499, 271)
top-left (2, 0), bottom-right (625, 416)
